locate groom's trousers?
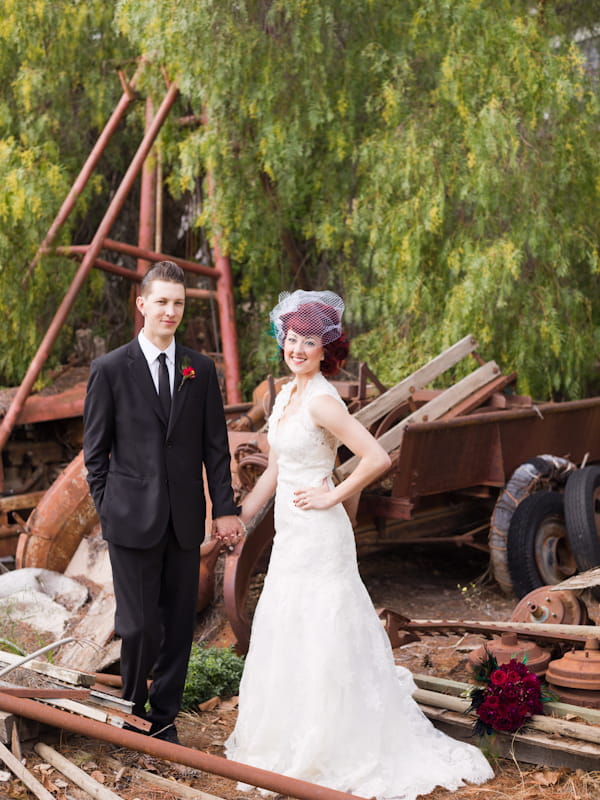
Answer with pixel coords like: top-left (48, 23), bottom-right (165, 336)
top-left (108, 521), bottom-right (201, 728)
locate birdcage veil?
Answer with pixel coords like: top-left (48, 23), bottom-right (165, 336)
top-left (270, 290), bottom-right (345, 347)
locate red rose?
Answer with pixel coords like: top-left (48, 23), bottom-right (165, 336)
top-left (490, 669), bottom-right (508, 686)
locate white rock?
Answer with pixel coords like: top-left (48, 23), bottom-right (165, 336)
top-left (0, 568), bottom-right (87, 611)
top-left (0, 590), bottom-right (71, 638)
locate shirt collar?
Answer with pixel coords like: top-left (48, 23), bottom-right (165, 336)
top-left (138, 330), bottom-right (176, 364)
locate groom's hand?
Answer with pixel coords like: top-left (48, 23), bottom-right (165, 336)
top-left (212, 515), bottom-right (245, 548)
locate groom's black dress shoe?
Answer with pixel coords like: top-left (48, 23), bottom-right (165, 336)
top-left (150, 723), bottom-right (181, 745)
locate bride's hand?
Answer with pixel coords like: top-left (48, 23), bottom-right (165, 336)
top-left (293, 481), bottom-right (333, 511)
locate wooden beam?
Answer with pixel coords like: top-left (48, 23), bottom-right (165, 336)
top-left (413, 672), bottom-right (600, 726)
top-left (419, 703), bottom-right (600, 772)
top-left (0, 740), bottom-right (55, 800)
top-left (337, 360), bottom-right (501, 479)
top-left (0, 650), bottom-right (95, 686)
top-left (35, 742), bottom-right (124, 800)
top-left (412, 687), bottom-right (600, 745)
top-left (351, 334), bottom-right (479, 429)
top-left (104, 755), bottom-right (226, 800)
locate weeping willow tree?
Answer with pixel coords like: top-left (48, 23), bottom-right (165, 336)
top-left (114, 0), bottom-right (600, 398)
top-left (0, 1), bottom-right (138, 386)
top-left (3, 1), bottom-right (600, 399)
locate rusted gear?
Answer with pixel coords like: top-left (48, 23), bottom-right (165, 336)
top-left (510, 586), bottom-right (590, 626)
top-left (546, 638), bottom-right (600, 690)
top-left (468, 631), bottom-right (551, 677)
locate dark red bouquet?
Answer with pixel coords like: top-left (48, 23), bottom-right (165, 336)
top-left (468, 651), bottom-right (545, 736)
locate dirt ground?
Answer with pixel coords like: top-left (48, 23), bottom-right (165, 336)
top-left (3, 543), bottom-right (600, 800)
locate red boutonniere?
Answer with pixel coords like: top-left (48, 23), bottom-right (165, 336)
top-left (178, 358), bottom-right (196, 391)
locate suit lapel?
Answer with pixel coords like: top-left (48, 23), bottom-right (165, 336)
top-left (127, 339), bottom-right (168, 426)
top-left (168, 345), bottom-right (188, 434)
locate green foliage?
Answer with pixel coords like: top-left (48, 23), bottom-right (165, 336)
top-left (182, 644), bottom-right (245, 710)
top-left (0, 2), bottom-right (138, 386)
top-left (3, 1), bottom-right (600, 399)
top-left (115, 0), bottom-right (600, 399)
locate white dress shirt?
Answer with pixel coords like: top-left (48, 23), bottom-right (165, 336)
top-left (138, 331), bottom-right (176, 396)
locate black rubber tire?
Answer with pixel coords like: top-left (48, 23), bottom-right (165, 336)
top-left (564, 465), bottom-right (600, 571)
top-left (507, 491), bottom-right (574, 598)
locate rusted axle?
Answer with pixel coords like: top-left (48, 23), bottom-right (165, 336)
top-left (0, 692), bottom-right (368, 800)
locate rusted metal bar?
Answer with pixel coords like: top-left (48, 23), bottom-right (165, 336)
top-left (206, 171), bottom-right (242, 404)
top-left (185, 286), bottom-right (216, 300)
top-left (381, 612), bottom-right (595, 645)
top-left (135, 95), bottom-right (157, 334)
top-left (0, 82), bottom-right (180, 461)
top-left (0, 693), bottom-right (369, 800)
top-left (0, 688), bottom-right (91, 699)
top-left (102, 238), bottom-right (219, 278)
top-left (24, 66), bottom-right (140, 282)
top-left (53, 246), bottom-right (142, 282)
top-left (55, 247), bottom-right (216, 296)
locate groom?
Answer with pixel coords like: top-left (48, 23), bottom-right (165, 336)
top-left (83, 260), bottom-right (243, 743)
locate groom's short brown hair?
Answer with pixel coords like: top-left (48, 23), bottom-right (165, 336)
top-left (140, 261), bottom-right (185, 295)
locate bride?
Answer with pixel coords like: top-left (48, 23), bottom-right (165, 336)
top-left (225, 290), bottom-right (493, 799)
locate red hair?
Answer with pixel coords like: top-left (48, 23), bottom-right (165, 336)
top-left (321, 332), bottom-right (350, 376)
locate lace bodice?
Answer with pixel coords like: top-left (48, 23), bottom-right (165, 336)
top-left (267, 372), bottom-right (346, 488)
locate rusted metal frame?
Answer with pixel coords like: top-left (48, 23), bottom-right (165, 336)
top-left (135, 95), bottom-right (158, 334)
top-left (357, 362), bottom-right (386, 406)
top-left (0, 693), bottom-right (370, 800)
top-left (56, 248), bottom-right (216, 299)
top-left (0, 491), bottom-right (46, 514)
top-left (0, 81), bottom-right (180, 463)
top-left (102, 238), bottom-right (220, 279)
top-left (205, 171), bottom-right (242, 404)
top-left (223, 499), bottom-right (275, 654)
top-left (53, 246), bottom-right (143, 282)
top-left (24, 66), bottom-right (140, 283)
top-left (379, 613), bottom-right (596, 645)
top-left (390, 397), bottom-right (600, 507)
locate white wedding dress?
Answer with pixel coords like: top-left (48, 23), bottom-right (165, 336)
top-left (225, 373), bottom-right (493, 799)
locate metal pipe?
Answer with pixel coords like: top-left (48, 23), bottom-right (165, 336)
top-left (206, 170), bottom-right (242, 404)
top-left (135, 95), bottom-right (157, 334)
top-left (0, 693), bottom-right (368, 800)
top-left (102, 238), bottom-right (219, 279)
top-left (53, 247), bottom-right (143, 281)
top-left (24, 67), bottom-right (139, 282)
top-left (0, 637), bottom-right (74, 679)
top-left (0, 82), bottom-right (180, 456)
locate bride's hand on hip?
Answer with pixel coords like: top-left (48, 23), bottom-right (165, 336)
top-left (293, 481), bottom-right (333, 511)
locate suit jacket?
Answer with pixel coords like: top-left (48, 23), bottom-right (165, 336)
top-left (83, 338), bottom-right (239, 550)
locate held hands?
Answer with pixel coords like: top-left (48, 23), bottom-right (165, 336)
top-left (293, 479), bottom-right (333, 511)
top-left (212, 515), bottom-right (246, 550)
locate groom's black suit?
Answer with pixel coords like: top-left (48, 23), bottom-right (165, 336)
top-left (83, 337), bottom-right (238, 727)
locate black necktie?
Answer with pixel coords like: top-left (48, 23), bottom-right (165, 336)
top-left (158, 352), bottom-right (171, 420)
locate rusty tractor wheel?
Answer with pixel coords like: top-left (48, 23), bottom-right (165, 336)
top-left (564, 465), bottom-right (600, 573)
top-left (507, 491), bottom-right (577, 599)
top-left (489, 455), bottom-right (575, 595)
